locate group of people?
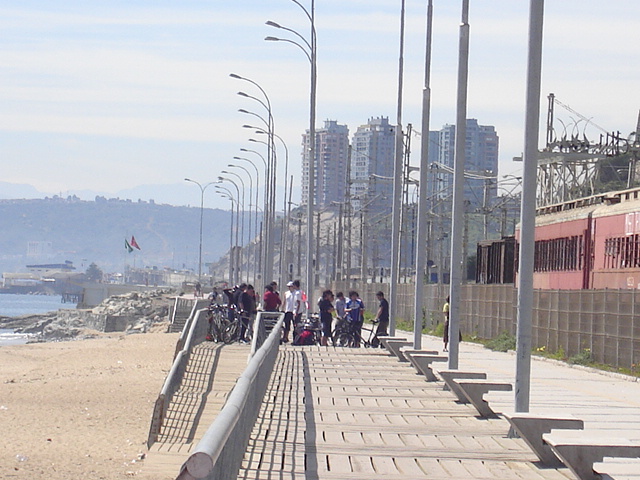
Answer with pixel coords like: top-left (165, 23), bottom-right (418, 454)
top-left (316, 289), bottom-right (390, 346)
top-left (213, 279), bottom-right (392, 347)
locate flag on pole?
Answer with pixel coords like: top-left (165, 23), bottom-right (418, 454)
top-left (125, 239), bottom-right (134, 253)
top-left (130, 236), bottom-right (141, 250)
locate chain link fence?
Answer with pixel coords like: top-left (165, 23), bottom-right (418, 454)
top-left (332, 281), bottom-right (640, 370)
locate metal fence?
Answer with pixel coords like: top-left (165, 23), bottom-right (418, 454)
top-left (332, 281), bottom-right (640, 370)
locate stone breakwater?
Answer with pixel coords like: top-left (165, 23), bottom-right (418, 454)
top-left (0, 288), bottom-right (176, 342)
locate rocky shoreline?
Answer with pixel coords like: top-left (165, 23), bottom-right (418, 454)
top-left (0, 288), bottom-right (176, 342)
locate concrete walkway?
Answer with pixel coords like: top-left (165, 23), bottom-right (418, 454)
top-left (236, 332), bottom-right (640, 480)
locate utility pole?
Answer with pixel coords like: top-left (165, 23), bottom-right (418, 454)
top-left (315, 211), bottom-right (321, 287)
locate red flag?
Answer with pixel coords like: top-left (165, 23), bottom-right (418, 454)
top-left (131, 236), bottom-right (141, 250)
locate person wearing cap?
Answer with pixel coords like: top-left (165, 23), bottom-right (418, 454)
top-left (282, 281), bottom-right (300, 343)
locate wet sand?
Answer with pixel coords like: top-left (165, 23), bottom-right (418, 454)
top-left (0, 327), bottom-right (178, 480)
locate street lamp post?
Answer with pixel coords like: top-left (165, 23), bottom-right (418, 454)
top-left (266, 0), bottom-right (316, 299)
top-left (218, 176), bottom-right (243, 283)
top-left (231, 73), bottom-right (276, 287)
top-left (233, 156), bottom-right (261, 283)
top-left (413, 0), bottom-right (434, 351)
top-left (215, 188), bottom-right (237, 284)
top-left (229, 163), bottom-right (255, 285)
top-left (184, 178), bottom-right (215, 283)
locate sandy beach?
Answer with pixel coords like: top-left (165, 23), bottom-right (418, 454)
top-left (1, 327), bottom-right (179, 480)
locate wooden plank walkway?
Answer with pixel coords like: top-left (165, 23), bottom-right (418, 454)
top-left (140, 342), bottom-right (250, 480)
top-left (238, 346), bottom-right (574, 480)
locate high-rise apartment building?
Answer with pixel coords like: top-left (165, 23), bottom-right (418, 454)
top-left (301, 120), bottom-right (350, 208)
top-left (429, 118), bottom-right (499, 211)
top-left (350, 116), bottom-right (396, 213)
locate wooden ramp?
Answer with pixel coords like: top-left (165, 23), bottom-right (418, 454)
top-left (140, 342), bottom-right (250, 480)
top-left (238, 346), bottom-right (574, 480)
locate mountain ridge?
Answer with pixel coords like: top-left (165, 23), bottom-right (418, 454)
top-left (0, 196), bottom-right (237, 275)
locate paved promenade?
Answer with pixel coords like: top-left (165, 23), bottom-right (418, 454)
top-left (237, 332), bottom-right (640, 480)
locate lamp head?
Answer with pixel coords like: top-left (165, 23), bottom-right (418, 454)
top-left (229, 73), bottom-right (241, 79)
top-left (265, 20), bottom-right (282, 28)
top-left (265, 36), bottom-right (281, 42)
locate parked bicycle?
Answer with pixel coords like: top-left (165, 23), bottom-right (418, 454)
top-left (206, 303), bottom-right (229, 343)
top-left (221, 310), bottom-right (253, 344)
top-left (332, 318), bottom-right (383, 348)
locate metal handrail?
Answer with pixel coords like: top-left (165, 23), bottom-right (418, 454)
top-left (148, 305), bottom-right (210, 447)
top-left (250, 311), bottom-right (284, 355)
top-left (177, 312), bottom-right (285, 479)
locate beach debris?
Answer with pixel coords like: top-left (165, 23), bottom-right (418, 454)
top-left (1, 288), bottom-right (174, 342)
top-left (15, 454), bottom-right (28, 462)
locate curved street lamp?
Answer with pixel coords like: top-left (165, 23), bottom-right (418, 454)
top-left (266, 0), bottom-right (317, 298)
top-left (215, 187), bottom-right (237, 284)
top-left (218, 176), bottom-right (243, 283)
top-left (231, 73), bottom-right (277, 287)
top-left (184, 178), bottom-right (215, 283)
top-left (229, 163), bottom-right (256, 284)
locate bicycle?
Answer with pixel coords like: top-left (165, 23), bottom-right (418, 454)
top-left (360, 320), bottom-right (386, 348)
top-left (221, 310), bottom-right (253, 344)
top-left (206, 303), bottom-right (230, 343)
top-left (332, 319), bottom-right (384, 348)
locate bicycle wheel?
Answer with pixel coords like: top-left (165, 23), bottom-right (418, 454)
top-left (222, 321), bottom-right (239, 344)
top-left (334, 332), bottom-right (355, 347)
top-left (210, 313), bottom-right (224, 342)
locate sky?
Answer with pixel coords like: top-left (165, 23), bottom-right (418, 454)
top-left (1, 0), bottom-right (639, 210)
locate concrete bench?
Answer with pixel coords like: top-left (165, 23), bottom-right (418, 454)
top-left (504, 413), bottom-right (584, 466)
top-left (455, 379), bottom-right (512, 418)
top-left (378, 336), bottom-right (408, 350)
top-left (403, 352), bottom-right (448, 381)
top-left (400, 348), bottom-right (439, 360)
top-left (594, 457), bottom-right (640, 480)
top-left (380, 338), bottom-right (412, 360)
top-left (543, 433), bottom-right (640, 480)
top-left (437, 370), bottom-right (487, 401)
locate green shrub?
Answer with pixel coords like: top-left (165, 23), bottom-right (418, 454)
top-left (485, 331), bottom-right (516, 352)
top-left (431, 321), bottom-right (445, 337)
top-left (568, 348), bottom-right (592, 365)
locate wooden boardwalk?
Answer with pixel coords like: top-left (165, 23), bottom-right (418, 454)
top-left (140, 342), bottom-right (250, 480)
top-left (238, 346), bottom-right (574, 480)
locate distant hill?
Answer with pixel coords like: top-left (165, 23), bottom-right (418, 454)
top-left (0, 196), bottom-right (237, 274)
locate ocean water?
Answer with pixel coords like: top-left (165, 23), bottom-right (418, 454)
top-left (0, 294), bottom-right (73, 346)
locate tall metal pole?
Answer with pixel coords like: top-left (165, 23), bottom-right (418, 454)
top-left (447, 0), bottom-right (470, 370)
top-left (218, 177), bottom-right (242, 283)
top-left (413, 0), bottom-right (434, 350)
top-left (233, 156), bottom-right (261, 283)
top-left (217, 192), bottom-right (236, 283)
top-left (515, 0), bottom-right (545, 413)
top-left (306, 0), bottom-right (317, 302)
top-left (229, 164), bottom-right (254, 284)
top-left (389, 0), bottom-right (406, 336)
top-left (184, 178), bottom-right (214, 283)
top-left (216, 186), bottom-right (238, 284)
top-left (221, 171), bottom-right (246, 282)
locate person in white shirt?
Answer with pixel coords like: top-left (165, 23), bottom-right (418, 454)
top-left (282, 281), bottom-right (301, 343)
